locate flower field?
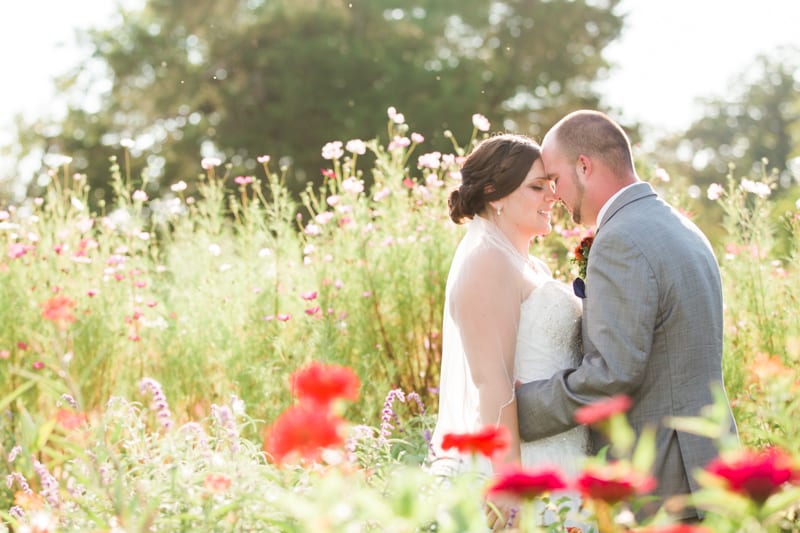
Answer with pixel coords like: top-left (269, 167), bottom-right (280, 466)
top-left (2, 111), bottom-right (800, 531)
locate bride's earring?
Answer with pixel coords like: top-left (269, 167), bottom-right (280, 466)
top-left (496, 205), bottom-right (503, 216)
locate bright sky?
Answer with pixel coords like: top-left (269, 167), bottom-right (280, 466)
top-left (1, 0), bottom-right (799, 177)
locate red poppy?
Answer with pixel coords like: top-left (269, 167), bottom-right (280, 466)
top-left (574, 395), bottom-right (632, 426)
top-left (486, 466), bottom-right (568, 500)
top-left (704, 447), bottom-right (800, 505)
top-left (290, 361), bottom-right (360, 405)
top-left (441, 425), bottom-right (510, 459)
top-left (41, 295), bottom-right (76, 326)
top-left (575, 462), bottom-right (656, 504)
top-left (263, 403), bottom-right (344, 465)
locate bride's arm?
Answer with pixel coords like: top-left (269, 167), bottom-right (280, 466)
top-left (451, 248), bottom-right (523, 469)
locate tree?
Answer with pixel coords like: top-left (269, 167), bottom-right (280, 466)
top-left (17, 0), bottom-right (625, 208)
top-left (656, 46), bottom-right (800, 190)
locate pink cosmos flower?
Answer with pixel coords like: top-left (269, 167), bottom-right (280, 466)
top-left (411, 132), bottom-right (424, 143)
top-left (33, 361), bottom-right (45, 370)
top-left (277, 314), bottom-right (291, 322)
top-left (301, 291), bottom-right (318, 301)
top-left (234, 175), bottom-right (254, 186)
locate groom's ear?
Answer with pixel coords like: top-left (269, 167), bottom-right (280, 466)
top-left (575, 154), bottom-right (592, 180)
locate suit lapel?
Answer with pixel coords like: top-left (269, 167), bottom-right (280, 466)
top-left (596, 182), bottom-right (657, 233)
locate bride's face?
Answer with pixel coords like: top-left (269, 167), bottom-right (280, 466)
top-left (497, 158), bottom-right (556, 238)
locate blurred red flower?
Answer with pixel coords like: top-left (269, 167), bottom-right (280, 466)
top-left (263, 403), bottom-right (344, 465)
top-left (55, 409), bottom-right (88, 430)
top-left (486, 466), bottom-right (568, 500)
top-left (705, 447), bottom-right (800, 504)
top-left (441, 425), bottom-right (510, 459)
top-left (575, 395), bottom-right (632, 425)
top-left (290, 361), bottom-right (360, 406)
top-left (575, 462), bottom-right (656, 504)
top-left (204, 473), bottom-right (232, 493)
top-left (41, 295), bottom-right (76, 326)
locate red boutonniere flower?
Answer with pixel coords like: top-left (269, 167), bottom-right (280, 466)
top-left (572, 236), bottom-right (594, 280)
top-left (441, 425), bottom-right (510, 459)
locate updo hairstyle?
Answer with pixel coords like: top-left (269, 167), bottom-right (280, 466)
top-left (448, 133), bottom-right (541, 224)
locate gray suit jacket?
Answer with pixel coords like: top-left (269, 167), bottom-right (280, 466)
top-left (517, 182), bottom-right (737, 517)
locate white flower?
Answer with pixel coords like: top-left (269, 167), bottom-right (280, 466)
top-left (76, 218), bottom-right (94, 234)
top-left (258, 247), bottom-right (273, 258)
top-left (201, 157), bottom-right (222, 170)
top-left (170, 180), bottom-right (188, 192)
top-left (345, 139), bottom-right (367, 155)
top-left (654, 167), bottom-right (670, 182)
top-left (304, 223), bottom-right (321, 236)
top-left (315, 211), bottom-right (335, 225)
top-left (0, 210), bottom-right (9, 221)
top-left (70, 196), bottom-right (85, 211)
top-left (373, 187), bottom-right (391, 202)
top-left (418, 151), bottom-right (442, 170)
top-left (321, 141), bottom-right (344, 160)
top-left (707, 183), bottom-right (724, 201)
top-left (208, 243), bottom-right (222, 256)
top-left (342, 177), bottom-right (364, 194)
top-left (257, 155), bottom-right (271, 164)
top-left (411, 132), bottom-right (424, 144)
top-left (740, 178), bottom-right (771, 198)
top-left (132, 190), bottom-right (148, 202)
top-left (795, 198), bottom-right (800, 210)
top-left (472, 113), bottom-right (490, 132)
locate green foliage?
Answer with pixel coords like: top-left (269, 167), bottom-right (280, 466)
top-left (13, 0), bottom-right (624, 209)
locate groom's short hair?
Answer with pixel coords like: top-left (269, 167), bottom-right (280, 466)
top-left (550, 110), bottom-right (634, 178)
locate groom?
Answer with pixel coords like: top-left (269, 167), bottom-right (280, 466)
top-left (516, 110), bottom-right (738, 520)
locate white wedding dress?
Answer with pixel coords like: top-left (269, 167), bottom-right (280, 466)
top-left (429, 217), bottom-right (589, 475)
top-left (515, 279), bottom-right (589, 475)
top-left (428, 216), bottom-right (591, 528)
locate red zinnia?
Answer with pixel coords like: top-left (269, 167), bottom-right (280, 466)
top-left (486, 466), bottom-right (568, 500)
top-left (290, 361), bottom-right (360, 406)
top-left (704, 447), bottom-right (800, 505)
top-left (575, 462), bottom-right (657, 504)
top-left (441, 425), bottom-right (510, 459)
top-left (575, 395), bottom-right (632, 425)
top-left (263, 403), bottom-right (344, 466)
top-left (41, 295), bottom-right (76, 327)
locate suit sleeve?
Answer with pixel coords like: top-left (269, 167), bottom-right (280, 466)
top-left (517, 229), bottom-right (657, 441)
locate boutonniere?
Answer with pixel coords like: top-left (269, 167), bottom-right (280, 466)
top-left (572, 236), bottom-right (594, 279)
top-left (571, 235), bottom-right (593, 299)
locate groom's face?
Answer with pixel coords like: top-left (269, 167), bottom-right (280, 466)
top-left (542, 141), bottom-right (585, 225)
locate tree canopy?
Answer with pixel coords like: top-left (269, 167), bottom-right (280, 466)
top-left (16, 0), bottom-right (626, 208)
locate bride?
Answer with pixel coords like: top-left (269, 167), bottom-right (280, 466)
top-left (428, 133), bottom-right (590, 528)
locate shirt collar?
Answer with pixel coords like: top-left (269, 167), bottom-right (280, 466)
top-left (596, 181), bottom-right (639, 227)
